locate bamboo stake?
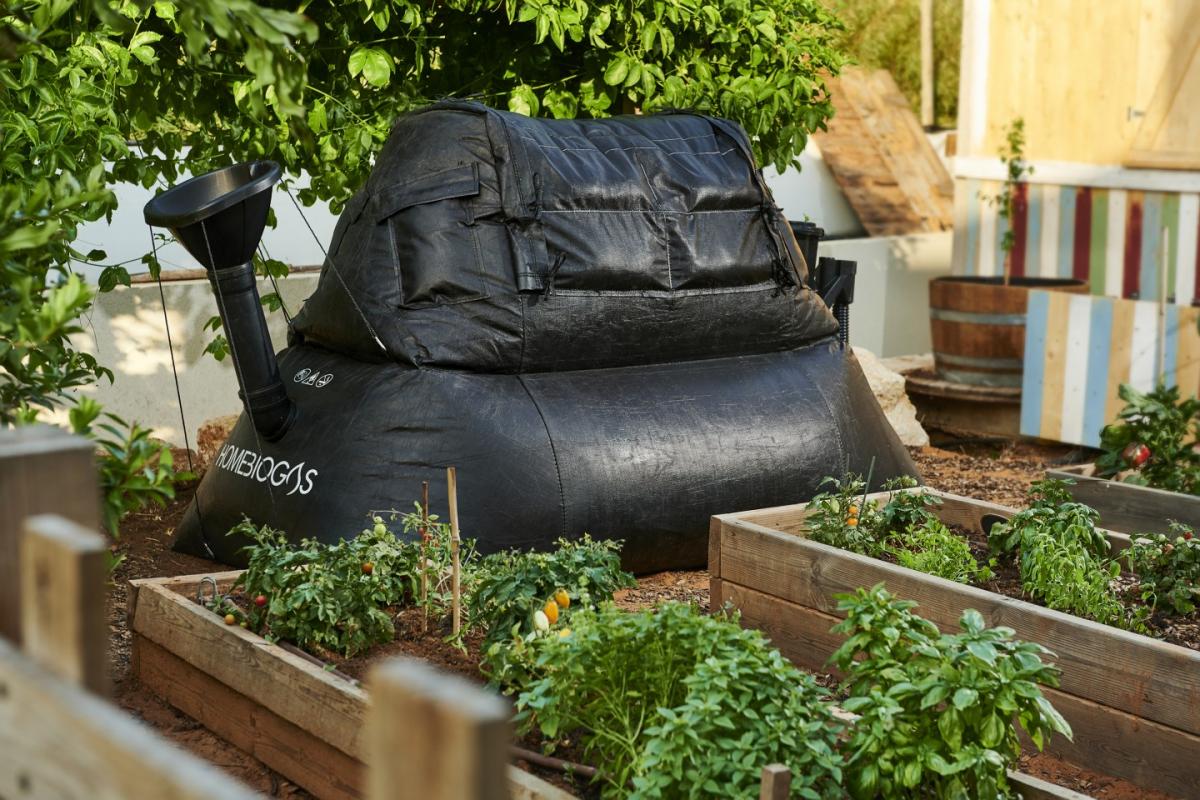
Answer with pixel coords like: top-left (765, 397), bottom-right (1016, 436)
top-left (447, 467), bottom-right (461, 635)
top-left (1159, 224), bottom-right (1169, 384)
top-left (919, 0), bottom-right (934, 128)
top-left (420, 479), bottom-right (429, 634)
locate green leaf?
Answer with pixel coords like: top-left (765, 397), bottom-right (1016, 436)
top-left (951, 687), bottom-right (978, 709)
top-left (603, 56), bottom-right (629, 87)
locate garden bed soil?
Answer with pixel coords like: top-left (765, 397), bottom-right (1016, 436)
top-left (711, 488), bottom-right (1200, 799)
top-left (106, 441), bottom-right (1167, 798)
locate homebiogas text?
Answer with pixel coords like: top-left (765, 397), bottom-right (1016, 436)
top-left (215, 443), bottom-right (317, 495)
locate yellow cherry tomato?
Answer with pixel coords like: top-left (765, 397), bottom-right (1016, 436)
top-left (555, 588), bottom-right (571, 609)
top-left (543, 599), bottom-right (560, 624)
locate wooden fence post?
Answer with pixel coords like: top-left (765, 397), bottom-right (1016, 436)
top-left (0, 425), bottom-right (100, 643)
top-left (20, 515), bottom-right (109, 695)
top-left (366, 657), bottom-right (511, 800)
top-left (759, 763), bottom-right (791, 800)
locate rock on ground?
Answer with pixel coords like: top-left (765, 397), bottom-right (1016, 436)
top-left (853, 346), bottom-right (930, 447)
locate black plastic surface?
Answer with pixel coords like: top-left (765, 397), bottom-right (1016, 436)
top-left (171, 102), bottom-right (918, 571)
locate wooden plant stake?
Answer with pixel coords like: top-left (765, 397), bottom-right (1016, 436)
top-left (420, 479), bottom-right (430, 634)
top-left (759, 764), bottom-right (791, 800)
top-left (447, 467), bottom-right (461, 635)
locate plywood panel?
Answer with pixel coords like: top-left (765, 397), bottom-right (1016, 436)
top-left (815, 68), bottom-right (953, 236)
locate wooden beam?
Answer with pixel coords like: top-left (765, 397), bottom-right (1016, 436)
top-left (920, 0), bottom-right (935, 127)
top-left (0, 426), bottom-right (99, 643)
top-left (20, 515), bottom-right (108, 695)
top-left (131, 575), bottom-right (577, 800)
top-left (131, 580), bottom-right (369, 758)
top-left (758, 764), bottom-right (790, 800)
top-left (717, 513), bottom-right (1200, 737)
top-left (0, 637), bottom-right (260, 800)
top-left (1049, 466), bottom-right (1200, 537)
top-left (134, 635), bottom-right (362, 800)
top-left (366, 658), bottom-right (511, 800)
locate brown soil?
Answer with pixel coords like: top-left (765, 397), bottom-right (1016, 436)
top-left (911, 439), bottom-right (1083, 508)
top-left (104, 440), bottom-right (1181, 799)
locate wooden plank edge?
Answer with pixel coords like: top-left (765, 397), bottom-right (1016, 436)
top-left (131, 585), bottom-right (577, 800)
top-left (722, 580), bottom-right (1200, 799)
top-left (132, 581), bottom-right (368, 758)
top-left (717, 515), bottom-right (1200, 735)
top-left (133, 635), bottom-right (361, 800)
top-left (1007, 771), bottom-right (1095, 800)
top-left (0, 637), bottom-right (260, 800)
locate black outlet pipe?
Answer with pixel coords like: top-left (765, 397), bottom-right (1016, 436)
top-left (144, 161), bottom-right (296, 440)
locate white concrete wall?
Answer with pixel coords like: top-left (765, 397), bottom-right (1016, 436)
top-left (823, 232), bottom-right (954, 358)
top-left (49, 273), bottom-right (320, 448)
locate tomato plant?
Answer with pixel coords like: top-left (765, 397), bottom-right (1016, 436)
top-left (232, 518), bottom-right (419, 656)
top-left (1127, 523), bottom-right (1200, 614)
top-left (808, 475), bottom-right (989, 584)
top-left (471, 534), bottom-right (634, 653)
top-left (1096, 384), bottom-right (1200, 494)
top-left (831, 585), bottom-right (1072, 799)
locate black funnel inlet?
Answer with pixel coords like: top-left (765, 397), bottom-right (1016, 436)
top-left (144, 161), bottom-right (295, 440)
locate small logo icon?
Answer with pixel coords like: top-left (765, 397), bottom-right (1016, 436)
top-left (315, 373), bottom-right (333, 388)
top-left (293, 368), bottom-right (311, 383)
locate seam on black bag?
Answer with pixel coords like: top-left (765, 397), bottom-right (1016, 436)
top-left (516, 374), bottom-right (568, 537)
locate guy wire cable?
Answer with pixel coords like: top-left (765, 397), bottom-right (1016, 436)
top-left (284, 185), bottom-right (388, 355)
top-left (147, 228), bottom-right (215, 560)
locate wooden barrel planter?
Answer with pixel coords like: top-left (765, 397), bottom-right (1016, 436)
top-left (929, 276), bottom-right (1088, 387)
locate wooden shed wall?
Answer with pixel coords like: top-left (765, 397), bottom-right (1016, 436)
top-left (960, 0), bottom-right (1199, 166)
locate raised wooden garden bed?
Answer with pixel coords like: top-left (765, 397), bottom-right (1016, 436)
top-left (710, 489), bottom-right (1200, 799)
top-left (1049, 462), bottom-right (1200, 536)
top-left (130, 569), bottom-right (1092, 800)
top-left (126, 572), bottom-right (574, 800)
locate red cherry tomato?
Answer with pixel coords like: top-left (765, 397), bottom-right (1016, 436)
top-left (1121, 442), bottom-right (1151, 467)
top-left (254, 594), bottom-right (268, 608)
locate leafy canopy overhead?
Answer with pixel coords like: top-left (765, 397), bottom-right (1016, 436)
top-left (1, 0), bottom-right (846, 420)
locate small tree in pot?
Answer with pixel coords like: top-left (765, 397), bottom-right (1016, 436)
top-left (928, 117), bottom-right (1088, 389)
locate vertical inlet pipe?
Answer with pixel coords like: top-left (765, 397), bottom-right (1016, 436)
top-left (144, 161), bottom-right (296, 440)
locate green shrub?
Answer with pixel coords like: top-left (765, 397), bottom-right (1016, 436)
top-left (831, 585), bottom-right (1071, 799)
top-left (514, 602), bottom-right (844, 799)
top-left (233, 518), bottom-right (435, 656)
top-left (889, 517), bottom-right (992, 585)
top-left (471, 535), bottom-right (634, 652)
top-left (1127, 524), bottom-right (1200, 615)
top-left (989, 480), bottom-right (1140, 630)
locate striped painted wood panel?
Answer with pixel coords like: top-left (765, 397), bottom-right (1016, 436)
top-left (1020, 291), bottom-right (1200, 446)
top-left (954, 180), bottom-right (1200, 305)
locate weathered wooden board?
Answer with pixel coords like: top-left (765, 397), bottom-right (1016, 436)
top-left (718, 581), bottom-right (1199, 800)
top-left (0, 637), bottom-right (260, 800)
top-left (131, 580), bottom-right (369, 758)
top-left (815, 67), bottom-right (953, 236)
top-left (712, 488), bottom-right (1200, 798)
top-left (130, 575), bottom-right (576, 800)
top-left (1020, 292), bottom-right (1200, 447)
top-left (1050, 463), bottom-right (1200, 535)
top-left (0, 426), bottom-right (99, 643)
top-left (134, 635), bottom-right (362, 800)
top-left (20, 515), bottom-right (109, 695)
top-left (367, 659), bottom-right (510, 800)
